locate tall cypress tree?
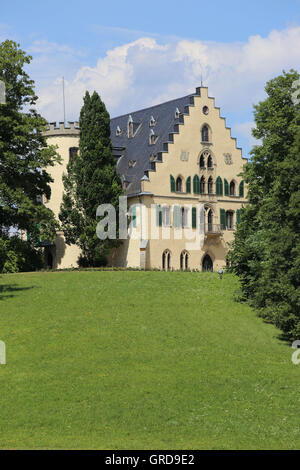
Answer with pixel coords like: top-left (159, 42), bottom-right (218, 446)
top-left (0, 40), bottom-right (60, 272)
top-left (59, 91), bottom-right (123, 266)
top-left (228, 70), bottom-right (300, 340)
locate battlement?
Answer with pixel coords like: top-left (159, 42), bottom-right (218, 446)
top-left (43, 121), bottom-right (80, 136)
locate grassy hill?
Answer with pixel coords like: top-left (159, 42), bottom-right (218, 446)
top-left (0, 270), bottom-right (299, 449)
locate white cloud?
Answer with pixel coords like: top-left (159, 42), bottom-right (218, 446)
top-left (33, 26), bottom-right (300, 147)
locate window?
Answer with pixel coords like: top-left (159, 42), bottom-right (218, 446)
top-left (226, 211), bottom-right (234, 229)
top-left (186, 176), bottom-right (191, 193)
top-left (207, 155), bottom-right (213, 168)
top-left (224, 179), bottom-right (229, 196)
top-left (200, 176), bottom-right (205, 194)
top-left (69, 147), bottom-right (78, 162)
top-left (170, 175), bottom-right (175, 193)
top-left (116, 126), bottom-right (122, 136)
top-left (201, 125), bottom-right (209, 142)
top-left (182, 207), bottom-right (188, 228)
top-left (239, 180), bottom-right (244, 197)
top-left (180, 251), bottom-right (189, 270)
top-left (149, 129), bottom-right (155, 145)
top-left (156, 205), bottom-right (162, 227)
top-left (162, 250), bottom-right (171, 271)
top-left (203, 106), bottom-right (209, 115)
top-left (200, 154), bottom-right (205, 168)
top-left (193, 175), bottom-right (200, 194)
top-left (149, 115), bottom-right (156, 127)
top-left (162, 206), bottom-right (170, 227)
top-left (230, 180), bottom-right (235, 196)
top-left (175, 107), bottom-right (180, 119)
top-left (173, 205), bottom-right (182, 228)
top-left (208, 176), bottom-right (213, 194)
top-left (220, 208), bottom-right (226, 230)
top-left (176, 176), bottom-right (183, 192)
top-left (207, 209), bottom-right (213, 232)
top-left (216, 176), bottom-right (223, 196)
top-left (192, 207), bottom-right (197, 229)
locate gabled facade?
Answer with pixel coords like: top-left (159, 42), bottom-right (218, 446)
top-left (43, 86), bottom-right (247, 271)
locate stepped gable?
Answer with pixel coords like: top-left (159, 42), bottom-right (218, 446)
top-left (110, 93), bottom-right (197, 196)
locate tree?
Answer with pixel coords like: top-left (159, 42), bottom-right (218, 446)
top-left (0, 40), bottom-right (60, 273)
top-left (59, 91), bottom-right (123, 266)
top-left (228, 70), bottom-right (300, 340)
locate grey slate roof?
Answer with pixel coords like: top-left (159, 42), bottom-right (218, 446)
top-left (110, 89), bottom-right (201, 196)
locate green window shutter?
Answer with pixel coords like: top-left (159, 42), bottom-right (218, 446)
top-left (192, 207), bottom-right (197, 228)
top-left (224, 179), bottom-right (229, 196)
top-left (156, 205), bottom-right (162, 227)
top-left (173, 205), bottom-right (181, 228)
top-left (236, 209), bottom-right (241, 226)
top-left (170, 175), bottom-right (175, 192)
top-left (239, 180), bottom-right (244, 197)
top-left (220, 209), bottom-right (226, 230)
top-left (193, 175), bottom-right (199, 194)
top-left (216, 176), bottom-right (223, 196)
top-left (186, 176), bottom-right (191, 193)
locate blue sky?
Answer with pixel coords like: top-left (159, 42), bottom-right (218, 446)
top-left (1, 0), bottom-right (300, 156)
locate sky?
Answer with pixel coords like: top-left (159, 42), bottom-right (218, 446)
top-left (1, 0), bottom-right (300, 157)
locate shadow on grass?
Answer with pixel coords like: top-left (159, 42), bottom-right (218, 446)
top-left (0, 284), bottom-right (36, 301)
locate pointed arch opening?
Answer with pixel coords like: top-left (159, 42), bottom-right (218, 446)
top-left (202, 254), bottom-right (213, 272)
top-left (162, 249), bottom-right (171, 271)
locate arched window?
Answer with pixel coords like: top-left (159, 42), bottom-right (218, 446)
top-left (186, 176), bottom-right (191, 193)
top-left (128, 115), bottom-right (133, 138)
top-left (208, 176), bottom-right (213, 194)
top-left (216, 176), bottom-right (223, 196)
top-left (230, 180), bottom-right (235, 196)
top-left (170, 175), bottom-right (175, 192)
top-left (200, 154), bottom-right (205, 168)
top-left (176, 176), bottom-right (183, 192)
top-left (239, 180), bottom-right (244, 197)
top-left (207, 155), bottom-right (213, 168)
top-left (207, 209), bottom-right (213, 232)
top-left (201, 125), bottom-right (209, 142)
top-left (180, 251), bottom-right (189, 270)
top-left (200, 176), bottom-right (205, 194)
top-left (193, 175), bottom-right (200, 194)
top-left (162, 250), bottom-right (171, 271)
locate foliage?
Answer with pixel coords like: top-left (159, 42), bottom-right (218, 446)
top-left (0, 236), bottom-right (45, 273)
top-left (228, 70), bottom-right (300, 340)
top-left (59, 91), bottom-right (123, 266)
top-left (0, 40), bottom-right (60, 272)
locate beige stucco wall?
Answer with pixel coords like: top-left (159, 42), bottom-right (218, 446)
top-left (45, 87), bottom-right (247, 271)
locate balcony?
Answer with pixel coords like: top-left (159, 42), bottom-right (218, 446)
top-left (204, 223), bottom-right (222, 236)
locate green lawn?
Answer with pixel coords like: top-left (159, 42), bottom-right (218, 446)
top-left (0, 270), bottom-right (299, 449)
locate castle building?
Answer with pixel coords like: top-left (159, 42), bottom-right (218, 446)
top-left (43, 86), bottom-right (247, 271)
